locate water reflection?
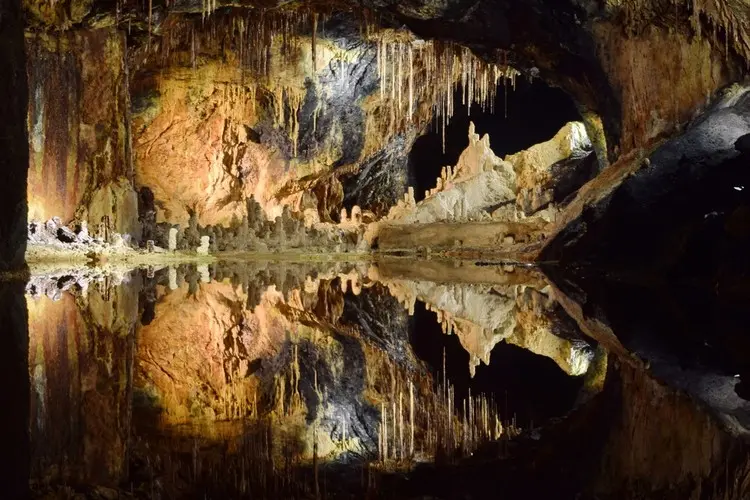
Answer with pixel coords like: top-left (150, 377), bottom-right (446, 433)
top-left (20, 259), bottom-right (750, 498)
top-left (26, 259), bottom-right (595, 498)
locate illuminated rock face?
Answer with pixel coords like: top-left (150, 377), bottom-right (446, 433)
top-left (26, 29), bottom-right (139, 237)
top-left (131, 64), bottom-right (281, 226)
top-left (129, 15), bottom-right (441, 228)
top-left (19, 0), bottom-right (750, 259)
top-left (372, 121), bottom-right (594, 254)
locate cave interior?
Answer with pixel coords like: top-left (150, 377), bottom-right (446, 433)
top-left (2, 0), bottom-right (750, 498)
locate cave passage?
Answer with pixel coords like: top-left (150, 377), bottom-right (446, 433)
top-left (408, 77), bottom-right (582, 201)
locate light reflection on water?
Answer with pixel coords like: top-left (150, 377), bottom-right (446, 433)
top-left (26, 259), bottom-right (593, 498)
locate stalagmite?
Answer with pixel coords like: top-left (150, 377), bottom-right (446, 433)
top-left (168, 227), bottom-right (178, 251)
top-left (196, 235), bottom-right (210, 255)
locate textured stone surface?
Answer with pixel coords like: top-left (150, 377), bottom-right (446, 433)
top-left (543, 84), bottom-right (750, 273)
top-left (26, 29), bottom-right (139, 237)
top-left (130, 13), bottom-right (429, 228)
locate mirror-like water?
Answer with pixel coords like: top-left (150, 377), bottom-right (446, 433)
top-left (18, 258), bottom-right (750, 499)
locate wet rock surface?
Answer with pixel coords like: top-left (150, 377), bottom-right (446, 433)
top-left (543, 85), bottom-right (750, 283)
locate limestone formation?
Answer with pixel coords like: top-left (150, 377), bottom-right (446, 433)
top-left (168, 227), bottom-right (178, 252)
top-left (196, 235), bottom-right (210, 255)
top-left (76, 222), bottom-right (91, 243)
top-left (351, 205), bottom-right (363, 224)
top-left (111, 233), bottom-right (125, 249)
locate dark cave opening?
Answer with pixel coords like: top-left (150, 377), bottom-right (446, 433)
top-left (409, 300), bottom-right (584, 428)
top-left (408, 77), bottom-right (583, 202)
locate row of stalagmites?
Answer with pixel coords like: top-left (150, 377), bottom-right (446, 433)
top-left (156, 197), bottom-right (368, 254)
top-left (29, 196), bottom-right (370, 255)
top-left (386, 164), bottom-right (556, 222)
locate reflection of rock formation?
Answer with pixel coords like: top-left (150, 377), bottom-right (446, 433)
top-left (128, 262), bottom-right (512, 498)
top-left (375, 260), bottom-right (593, 377)
top-left (27, 271), bottom-right (139, 489)
top-left (134, 262), bottom-right (403, 461)
top-left (25, 259), bottom-right (593, 496)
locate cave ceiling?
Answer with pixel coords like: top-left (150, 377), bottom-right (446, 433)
top-left (22, 0), bottom-right (750, 160)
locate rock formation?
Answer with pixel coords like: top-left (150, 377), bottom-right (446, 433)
top-left (371, 120), bottom-right (596, 256)
top-left (8, 1), bottom-right (750, 497)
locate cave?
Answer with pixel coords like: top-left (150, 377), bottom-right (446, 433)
top-left (3, 0), bottom-right (750, 498)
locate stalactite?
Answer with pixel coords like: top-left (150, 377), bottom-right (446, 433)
top-left (408, 45), bottom-right (414, 122)
top-left (191, 26), bottom-right (196, 70)
top-left (409, 380), bottom-right (414, 456)
top-left (311, 12), bottom-right (318, 71)
top-left (369, 30), bottom-right (518, 155)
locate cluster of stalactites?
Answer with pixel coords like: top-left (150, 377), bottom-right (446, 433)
top-left (691, 0), bottom-right (750, 64)
top-left (134, 8), bottom-right (521, 163)
top-left (374, 34), bottom-right (519, 152)
top-left (137, 8), bottom-right (328, 76)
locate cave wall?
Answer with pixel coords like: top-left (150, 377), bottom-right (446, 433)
top-left (364, 0), bottom-right (747, 163)
top-left (14, 0), bottom-right (750, 254)
top-left (1, 0), bottom-right (29, 270)
top-left (129, 13), bottom-right (432, 228)
top-left (26, 28), bottom-right (139, 237)
top-left (593, 20), bottom-right (738, 154)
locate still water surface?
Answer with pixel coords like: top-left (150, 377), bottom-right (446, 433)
top-left (23, 258), bottom-right (750, 498)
